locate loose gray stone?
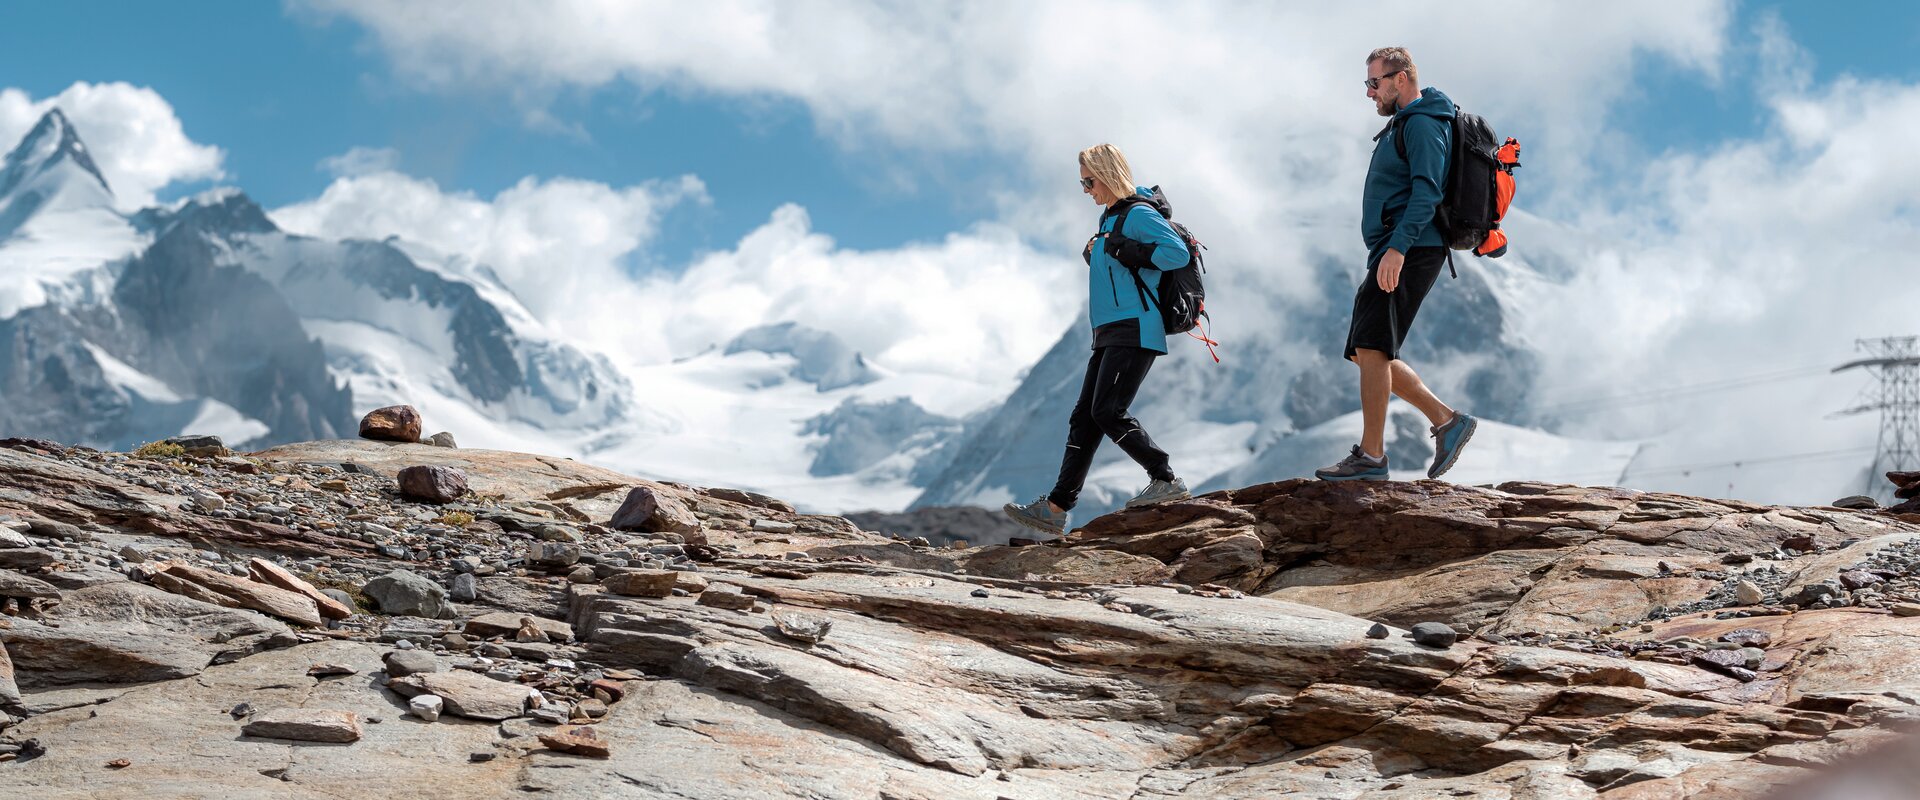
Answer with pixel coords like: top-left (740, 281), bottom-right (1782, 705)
top-left (1409, 622), bottom-right (1457, 648)
top-left (383, 649), bottom-right (441, 678)
top-left (1366, 623), bottom-right (1390, 640)
top-left (362, 569), bottom-right (453, 619)
top-left (451, 572), bottom-right (479, 602)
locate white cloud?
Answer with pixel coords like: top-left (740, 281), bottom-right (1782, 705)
top-left (272, 168), bottom-right (1078, 386)
top-left (318, 145), bottom-right (399, 177)
top-left (0, 82), bottom-right (224, 208)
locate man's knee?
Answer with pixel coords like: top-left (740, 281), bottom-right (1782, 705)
top-left (1353, 348), bottom-right (1391, 366)
top-left (1091, 406), bottom-right (1132, 437)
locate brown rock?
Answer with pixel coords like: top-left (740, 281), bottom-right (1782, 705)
top-left (601, 570), bottom-right (678, 598)
top-left (397, 465), bottom-right (468, 504)
top-left (358, 404), bottom-right (423, 443)
top-left (539, 725), bottom-right (611, 758)
top-left (696, 588), bottom-right (756, 610)
top-left (464, 611), bottom-right (572, 642)
top-left (246, 558), bottom-right (353, 620)
top-left (386, 671), bottom-right (534, 720)
top-left (608, 486), bottom-right (701, 535)
top-left (241, 709), bottom-right (361, 743)
top-left (156, 564), bottom-right (323, 627)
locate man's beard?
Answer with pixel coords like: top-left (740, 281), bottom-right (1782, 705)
top-left (1375, 93), bottom-right (1396, 117)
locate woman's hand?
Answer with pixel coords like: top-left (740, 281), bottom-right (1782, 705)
top-left (1083, 235), bottom-right (1098, 265)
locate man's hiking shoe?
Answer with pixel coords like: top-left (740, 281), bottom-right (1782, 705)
top-left (1003, 497), bottom-right (1068, 535)
top-left (1315, 445), bottom-right (1389, 481)
top-left (1427, 412), bottom-right (1478, 479)
top-left (1125, 477), bottom-right (1190, 508)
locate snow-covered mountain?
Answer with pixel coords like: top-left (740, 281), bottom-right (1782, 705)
top-left (0, 109), bottom-right (627, 452)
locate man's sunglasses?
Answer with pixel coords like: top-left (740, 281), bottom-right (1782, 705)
top-left (1079, 176), bottom-right (1097, 190)
top-left (1364, 69), bottom-right (1403, 90)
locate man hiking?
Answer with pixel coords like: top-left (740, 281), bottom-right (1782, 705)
top-left (1316, 47), bottom-right (1477, 482)
top-left (1003, 143), bottom-right (1192, 536)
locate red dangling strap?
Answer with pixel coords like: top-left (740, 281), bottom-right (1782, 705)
top-left (1187, 308), bottom-right (1220, 363)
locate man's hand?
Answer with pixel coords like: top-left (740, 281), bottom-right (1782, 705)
top-left (1376, 248), bottom-right (1405, 293)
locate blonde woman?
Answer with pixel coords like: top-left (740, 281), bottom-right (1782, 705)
top-left (1004, 144), bottom-right (1192, 536)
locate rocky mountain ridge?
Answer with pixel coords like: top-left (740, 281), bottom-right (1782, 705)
top-left (2, 424), bottom-right (1919, 798)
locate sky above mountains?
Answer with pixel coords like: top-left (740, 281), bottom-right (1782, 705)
top-left (4, 1), bottom-right (1919, 502)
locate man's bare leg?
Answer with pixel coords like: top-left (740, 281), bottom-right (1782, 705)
top-left (1354, 348), bottom-right (1392, 459)
top-left (1389, 360), bottom-right (1454, 427)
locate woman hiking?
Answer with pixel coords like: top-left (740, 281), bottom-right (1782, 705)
top-left (1003, 143), bottom-right (1192, 536)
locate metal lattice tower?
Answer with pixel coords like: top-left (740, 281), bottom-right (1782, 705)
top-left (1833, 336), bottom-right (1920, 501)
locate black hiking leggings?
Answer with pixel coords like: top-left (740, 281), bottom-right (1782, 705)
top-left (1047, 345), bottom-right (1175, 511)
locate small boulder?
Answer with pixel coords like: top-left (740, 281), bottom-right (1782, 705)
top-left (609, 487), bottom-right (702, 535)
top-left (386, 671), bottom-right (535, 721)
top-left (696, 588), bottom-right (755, 611)
top-left (1409, 622), bottom-right (1457, 648)
top-left (1892, 603), bottom-right (1920, 618)
top-left (772, 611), bottom-right (832, 644)
top-left (397, 465), bottom-right (468, 505)
top-left (1832, 495), bottom-right (1879, 510)
top-left (539, 725), bottom-right (611, 758)
top-left (1734, 580), bottom-right (1765, 606)
top-left (383, 650), bottom-right (441, 678)
top-left (242, 709), bottom-right (362, 743)
top-left (1839, 570), bottom-right (1886, 591)
top-left (450, 573), bottom-right (479, 603)
top-left (1784, 582), bottom-right (1840, 608)
top-left (427, 431), bottom-right (458, 449)
top-left (362, 569), bottom-right (453, 619)
top-left (359, 405), bottom-right (424, 443)
top-left (1365, 623), bottom-right (1390, 640)
top-left (410, 694), bottom-right (444, 722)
top-left (528, 542), bottom-right (581, 568)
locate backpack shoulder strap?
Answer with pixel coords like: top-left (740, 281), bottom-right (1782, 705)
top-left (1106, 197), bottom-right (1144, 240)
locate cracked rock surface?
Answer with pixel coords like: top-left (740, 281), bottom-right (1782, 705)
top-left (3, 438), bottom-right (1920, 797)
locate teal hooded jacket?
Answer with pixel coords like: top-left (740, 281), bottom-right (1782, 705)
top-left (1088, 186), bottom-right (1191, 353)
top-left (1362, 87), bottom-right (1454, 258)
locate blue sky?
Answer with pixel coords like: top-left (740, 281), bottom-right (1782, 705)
top-left (4, 1), bottom-right (1913, 269)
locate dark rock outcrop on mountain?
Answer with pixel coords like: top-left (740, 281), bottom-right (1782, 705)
top-left (104, 214), bottom-right (354, 443)
top-left (4, 436), bottom-right (1920, 797)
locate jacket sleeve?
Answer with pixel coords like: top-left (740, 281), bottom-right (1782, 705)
top-left (1387, 114), bottom-right (1450, 254)
top-left (1110, 207), bottom-right (1190, 270)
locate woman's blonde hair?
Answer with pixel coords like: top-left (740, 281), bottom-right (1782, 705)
top-left (1078, 143), bottom-right (1136, 201)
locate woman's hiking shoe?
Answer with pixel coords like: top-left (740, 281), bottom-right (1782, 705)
top-left (1003, 497), bottom-right (1068, 535)
top-left (1315, 446), bottom-right (1389, 481)
top-left (1427, 412), bottom-right (1478, 479)
top-left (1125, 477), bottom-right (1190, 508)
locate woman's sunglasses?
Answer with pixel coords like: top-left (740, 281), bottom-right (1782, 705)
top-left (1079, 177), bottom-right (1097, 190)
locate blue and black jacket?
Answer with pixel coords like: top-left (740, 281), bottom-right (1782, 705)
top-left (1088, 186), bottom-right (1190, 353)
top-left (1363, 87), bottom-right (1454, 259)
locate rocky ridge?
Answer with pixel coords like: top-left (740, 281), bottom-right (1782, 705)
top-left (2, 426), bottom-right (1920, 798)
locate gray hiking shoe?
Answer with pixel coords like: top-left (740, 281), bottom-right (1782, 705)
top-left (1315, 445), bottom-right (1390, 481)
top-left (1003, 496), bottom-right (1068, 535)
top-left (1427, 412), bottom-right (1478, 479)
top-left (1125, 477), bottom-right (1190, 508)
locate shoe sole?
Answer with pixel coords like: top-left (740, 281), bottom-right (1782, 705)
top-left (1427, 417), bottom-right (1479, 480)
top-left (1316, 471), bottom-right (1389, 482)
top-left (1125, 490), bottom-right (1191, 509)
top-left (1003, 506), bottom-right (1065, 536)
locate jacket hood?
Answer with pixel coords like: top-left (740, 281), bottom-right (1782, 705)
top-left (1113, 185), bottom-right (1175, 221)
top-left (1394, 87), bottom-right (1455, 121)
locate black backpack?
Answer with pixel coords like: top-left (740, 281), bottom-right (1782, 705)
top-left (1388, 107), bottom-right (1513, 274)
top-left (1108, 186), bottom-right (1209, 338)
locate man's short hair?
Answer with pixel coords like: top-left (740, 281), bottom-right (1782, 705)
top-left (1367, 46), bottom-right (1417, 85)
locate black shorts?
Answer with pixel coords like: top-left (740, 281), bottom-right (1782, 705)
top-left (1343, 246), bottom-right (1447, 362)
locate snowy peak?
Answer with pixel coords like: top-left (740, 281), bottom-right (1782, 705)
top-left (0, 109), bottom-right (116, 237)
top-left (725, 322), bottom-right (880, 391)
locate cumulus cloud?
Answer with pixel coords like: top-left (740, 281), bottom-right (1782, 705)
top-left (272, 168), bottom-right (1077, 384)
top-left (0, 82), bottom-right (224, 208)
